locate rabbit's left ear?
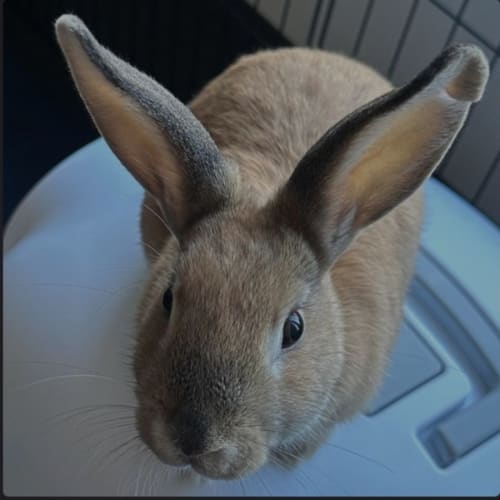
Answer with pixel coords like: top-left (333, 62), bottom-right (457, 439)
top-left (272, 44), bottom-right (489, 268)
top-left (55, 15), bottom-right (232, 238)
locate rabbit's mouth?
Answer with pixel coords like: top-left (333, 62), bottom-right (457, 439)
top-left (188, 447), bottom-right (256, 480)
top-left (152, 438), bottom-right (266, 480)
top-left (137, 408), bottom-right (269, 479)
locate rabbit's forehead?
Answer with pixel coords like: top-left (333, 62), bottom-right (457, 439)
top-left (175, 218), bottom-right (318, 320)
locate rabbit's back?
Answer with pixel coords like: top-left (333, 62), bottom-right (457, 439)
top-left (190, 47), bottom-right (423, 417)
top-left (191, 48), bottom-right (394, 200)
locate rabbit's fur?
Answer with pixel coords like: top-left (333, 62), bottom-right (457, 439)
top-left (55, 14), bottom-right (489, 480)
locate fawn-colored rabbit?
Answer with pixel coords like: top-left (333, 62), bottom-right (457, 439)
top-left (55, 14), bottom-right (488, 480)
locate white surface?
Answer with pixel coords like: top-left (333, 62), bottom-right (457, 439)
top-left (3, 138), bottom-right (499, 496)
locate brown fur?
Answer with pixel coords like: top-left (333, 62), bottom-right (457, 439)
top-left (55, 16), bottom-right (488, 480)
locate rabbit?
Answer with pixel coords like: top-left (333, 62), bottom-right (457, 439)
top-left (55, 13), bottom-right (489, 480)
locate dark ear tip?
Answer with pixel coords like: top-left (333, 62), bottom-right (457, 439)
top-left (438, 43), bottom-right (489, 102)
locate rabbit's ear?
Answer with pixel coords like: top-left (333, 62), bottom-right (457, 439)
top-left (55, 14), bottom-right (231, 237)
top-left (272, 44), bottom-right (489, 268)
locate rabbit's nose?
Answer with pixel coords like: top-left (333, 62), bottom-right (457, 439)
top-left (174, 409), bottom-right (209, 457)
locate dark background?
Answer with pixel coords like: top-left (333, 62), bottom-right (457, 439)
top-left (3, 0), bottom-right (287, 223)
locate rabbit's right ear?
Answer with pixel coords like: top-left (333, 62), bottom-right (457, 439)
top-left (55, 15), bottom-right (232, 237)
top-left (271, 44), bottom-right (489, 269)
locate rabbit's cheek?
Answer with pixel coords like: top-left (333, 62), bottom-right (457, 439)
top-left (136, 406), bottom-right (187, 467)
top-left (148, 415), bottom-right (188, 466)
top-left (157, 417), bottom-right (190, 465)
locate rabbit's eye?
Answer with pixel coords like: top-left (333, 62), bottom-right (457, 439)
top-left (162, 287), bottom-right (173, 317)
top-left (282, 311), bottom-right (303, 348)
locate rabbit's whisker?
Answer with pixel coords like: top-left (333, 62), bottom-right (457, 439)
top-left (134, 453), bottom-right (149, 496)
top-left (86, 431), bottom-right (143, 477)
top-left (44, 404), bottom-right (135, 430)
top-left (322, 441), bottom-right (394, 474)
top-left (29, 282), bottom-right (115, 294)
top-left (12, 373), bottom-right (132, 392)
top-left (141, 241), bottom-right (162, 257)
top-left (256, 469), bottom-right (273, 496)
top-left (6, 360), bottom-right (115, 377)
top-left (142, 203), bottom-right (171, 233)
